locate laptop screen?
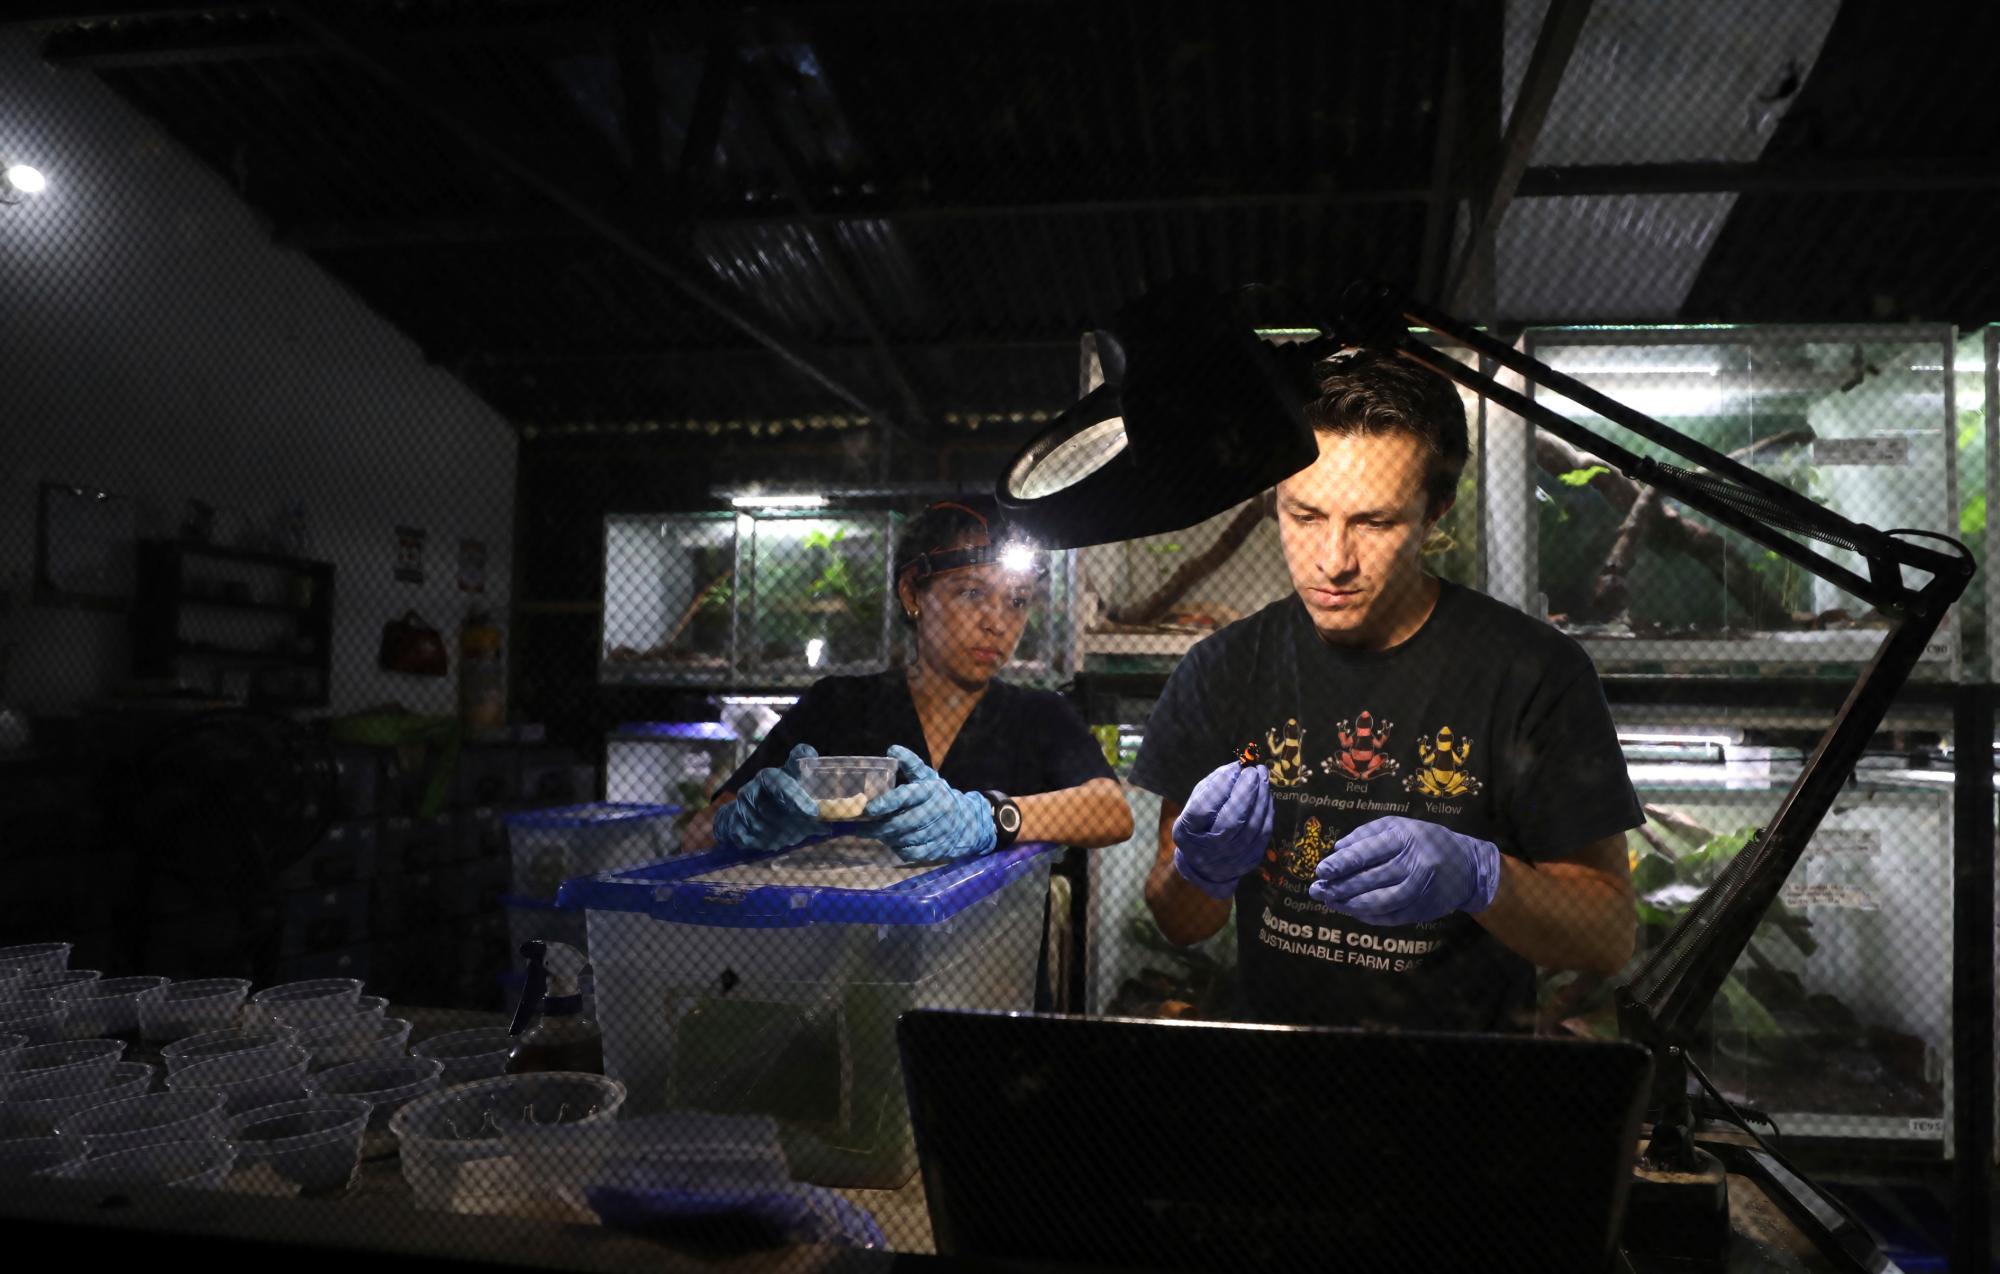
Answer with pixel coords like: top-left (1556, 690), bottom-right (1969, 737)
top-left (899, 1010), bottom-right (1652, 1274)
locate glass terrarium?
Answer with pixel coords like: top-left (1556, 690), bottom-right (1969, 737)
top-left (1074, 334), bottom-right (1483, 671)
top-left (744, 512), bottom-right (895, 683)
top-left (600, 512), bottom-right (739, 685)
top-left (1514, 325), bottom-right (1960, 676)
top-left (1547, 745), bottom-right (1954, 1146)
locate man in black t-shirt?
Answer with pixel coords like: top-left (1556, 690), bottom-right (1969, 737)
top-left (1129, 350), bottom-right (1642, 1032)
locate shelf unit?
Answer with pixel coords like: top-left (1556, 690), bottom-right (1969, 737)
top-left (133, 539), bottom-right (335, 709)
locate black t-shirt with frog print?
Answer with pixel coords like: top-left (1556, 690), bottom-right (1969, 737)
top-left (1129, 581), bottom-right (1643, 1032)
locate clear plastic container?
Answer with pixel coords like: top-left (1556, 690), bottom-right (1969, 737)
top-left (54, 1089), bottom-right (228, 1157)
top-left (50, 1136), bottom-right (237, 1190)
top-left (795, 755), bottom-right (899, 819)
top-left (389, 1072), bottom-right (624, 1213)
top-left (14, 969), bottom-right (101, 998)
top-left (227, 1096), bottom-right (370, 1194)
top-left (0, 1061), bottom-right (154, 1136)
top-left (160, 1025), bottom-right (298, 1076)
top-left (138, 979), bottom-right (250, 1042)
top-left (297, 1016), bottom-right (412, 1070)
top-left (0, 943), bottom-right (72, 976)
top-left (303, 1057), bottom-right (443, 1131)
top-left (0, 1034), bottom-right (24, 1076)
top-left (566, 841), bottom-right (1055, 1189)
top-left (0, 1135), bottom-right (87, 1180)
top-left (504, 803), bottom-right (677, 898)
top-left (166, 1043), bottom-right (310, 1115)
top-left (0, 1002), bottom-right (66, 1046)
top-left (249, 978), bottom-right (364, 1029)
top-left (409, 1027), bottom-right (516, 1085)
top-left (53, 976), bottom-right (170, 1038)
top-left (502, 1111), bottom-right (786, 1205)
top-left (0, 1039), bottom-right (126, 1096)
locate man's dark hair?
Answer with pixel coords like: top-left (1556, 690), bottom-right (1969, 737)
top-left (1304, 347), bottom-right (1469, 518)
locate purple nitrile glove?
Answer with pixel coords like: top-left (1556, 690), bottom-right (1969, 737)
top-left (712, 743), bottom-right (822, 854)
top-left (1308, 815), bottom-right (1501, 927)
top-left (854, 744), bottom-right (996, 864)
top-left (1171, 760), bottom-right (1274, 900)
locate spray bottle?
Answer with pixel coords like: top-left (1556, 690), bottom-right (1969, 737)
top-left (507, 940), bottom-right (604, 1075)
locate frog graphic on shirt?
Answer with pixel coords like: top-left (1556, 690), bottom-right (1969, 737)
top-left (1264, 718), bottom-right (1309, 788)
top-left (1327, 710), bottom-right (1399, 781)
top-left (1404, 724), bottom-right (1484, 798)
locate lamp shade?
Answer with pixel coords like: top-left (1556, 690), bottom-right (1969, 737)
top-left (996, 278), bottom-right (1316, 549)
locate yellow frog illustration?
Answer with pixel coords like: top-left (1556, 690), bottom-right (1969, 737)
top-left (1282, 816), bottom-right (1333, 878)
top-left (1404, 724), bottom-right (1484, 798)
top-left (1264, 718), bottom-right (1308, 788)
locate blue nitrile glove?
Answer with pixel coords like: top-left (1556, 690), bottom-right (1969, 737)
top-left (1171, 761), bottom-right (1274, 900)
top-left (712, 743), bottom-right (822, 854)
top-left (853, 744), bottom-right (995, 864)
top-left (1308, 815), bottom-right (1501, 926)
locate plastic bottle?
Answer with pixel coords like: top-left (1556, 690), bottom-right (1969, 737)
top-left (507, 940), bottom-right (604, 1075)
top-left (459, 608), bottom-right (506, 733)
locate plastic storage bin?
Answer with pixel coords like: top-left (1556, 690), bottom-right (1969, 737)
top-left (560, 839), bottom-right (1057, 1189)
top-left (605, 722), bottom-right (738, 807)
top-left (506, 804), bottom-right (678, 899)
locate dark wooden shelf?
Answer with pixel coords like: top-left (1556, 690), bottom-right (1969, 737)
top-left (135, 539), bottom-right (336, 709)
top-left (176, 595), bottom-right (309, 615)
top-left (172, 642), bottom-right (316, 666)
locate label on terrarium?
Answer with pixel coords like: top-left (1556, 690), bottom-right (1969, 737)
top-left (1807, 828), bottom-right (1880, 856)
top-left (1907, 1117), bottom-right (1945, 1137)
top-left (1813, 435), bottom-right (1909, 466)
top-left (1778, 882), bottom-right (1880, 911)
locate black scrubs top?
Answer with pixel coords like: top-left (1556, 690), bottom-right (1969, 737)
top-left (718, 669), bottom-right (1115, 799)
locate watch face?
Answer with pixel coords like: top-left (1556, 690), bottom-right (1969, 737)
top-left (998, 804), bottom-right (1021, 832)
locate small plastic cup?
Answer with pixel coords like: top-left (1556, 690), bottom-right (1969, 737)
top-left (0, 1034), bottom-right (25, 1076)
top-left (13, 970), bottom-right (100, 999)
top-left (410, 1028), bottom-right (516, 1085)
top-left (390, 1072), bottom-right (624, 1212)
top-left (54, 1089), bottom-right (229, 1157)
top-left (52, 976), bottom-right (170, 1038)
top-left (50, 1136), bottom-right (236, 1190)
top-left (166, 1043), bottom-right (310, 1115)
top-left (796, 755), bottom-right (900, 819)
top-left (249, 979), bottom-right (363, 1029)
top-left (0, 1039), bottom-right (126, 1096)
top-left (227, 1096), bottom-right (370, 1193)
top-left (0, 1135), bottom-right (88, 1180)
top-left (297, 1016), bottom-right (412, 1071)
top-left (0, 943), bottom-right (72, 976)
top-left (0, 1061), bottom-right (154, 1137)
top-left (0, 1002), bottom-right (67, 1046)
top-left (138, 979), bottom-right (251, 1043)
top-left (303, 1057), bottom-right (443, 1131)
top-left (161, 1025), bottom-right (299, 1076)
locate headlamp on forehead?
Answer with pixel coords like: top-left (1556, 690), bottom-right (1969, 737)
top-left (896, 502), bottom-right (1045, 584)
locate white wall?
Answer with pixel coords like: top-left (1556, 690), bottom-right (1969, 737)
top-left (0, 34), bottom-right (516, 716)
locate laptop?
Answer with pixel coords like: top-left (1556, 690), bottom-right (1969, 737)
top-left (898, 1010), bottom-right (1652, 1274)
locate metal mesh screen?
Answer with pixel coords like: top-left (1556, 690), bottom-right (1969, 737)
top-left (0, 1), bottom-right (1993, 1269)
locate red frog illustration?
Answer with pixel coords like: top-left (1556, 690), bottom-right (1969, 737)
top-left (1332, 711), bottom-right (1399, 780)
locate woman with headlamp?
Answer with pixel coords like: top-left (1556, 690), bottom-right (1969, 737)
top-left (685, 500), bottom-right (1134, 862)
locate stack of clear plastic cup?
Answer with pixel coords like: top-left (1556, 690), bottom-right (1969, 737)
top-left (390, 1072), bottom-right (625, 1212)
top-left (0, 1061), bottom-right (153, 1136)
top-left (166, 1043), bottom-right (310, 1115)
top-left (54, 1089), bottom-right (229, 1157)
top-left (303, 1057), bottom-right (443, 1131)
top-left (0, 1135), bottom-right (88, 1180)
top-left (53, 976), bottom-right (169, 1039)
top-left (410, 1028), bottom-right (516, 1085)
top-left (0, 1000), bottom-right (67, 1046)
top-left (0, 1039), bottom-right (126, 1096)
top-left (0, 943), bottom-right (72, 977)
top-left (49, 1136), bottom-right (237, 1190)
top-left (10, 969), bottom-right (100, 1002)
top-left (248, 979), bottom-right (363, 1031)
top-left (227, 1096), bottom-right (371, 1194)
top-left (296, 1016), bottom-right (412, 1071)
top-left (138, 979), bottom-right (251, 1043)
top-left (160, 1025), bottom-right (299, 1077)
top-left (0, 1034), bottom-right (25, 1077)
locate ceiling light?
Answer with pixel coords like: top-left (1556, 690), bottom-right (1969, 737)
top-left (729, 493), bottom-right (828, 510)
top-left (2, 164), bottom-right (48, 202)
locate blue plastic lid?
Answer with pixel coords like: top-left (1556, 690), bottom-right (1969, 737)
top-left (504, 802), bottom-right (679, 831)
top-left (558, 841), bottom-right (1057, 929)
top-left (611, 721), bottom-right (738, 742)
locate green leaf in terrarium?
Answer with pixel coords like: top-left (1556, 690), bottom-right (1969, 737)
top-left (1630, 852), bottom-right (1678, 896)
top-left (1635, 900), bottom-right (1677, 930)
top-left (1961, 492), bottom-right (1986, 540)
top-left (1714, 972), bottom-right (1782, 1038)
top-left (1678, 825), bottom-right (1759, 883)
top-left (1557, 465), bottom-right (1610, 488)
top-left (1958, 407), bottom-right (1983, 453)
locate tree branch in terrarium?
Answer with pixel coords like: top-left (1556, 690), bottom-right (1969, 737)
top-left (1104, 496), bottom-right (1270, 627)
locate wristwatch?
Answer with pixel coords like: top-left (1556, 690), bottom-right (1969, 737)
top-left (982, 791), bottom-right (1023, 848)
